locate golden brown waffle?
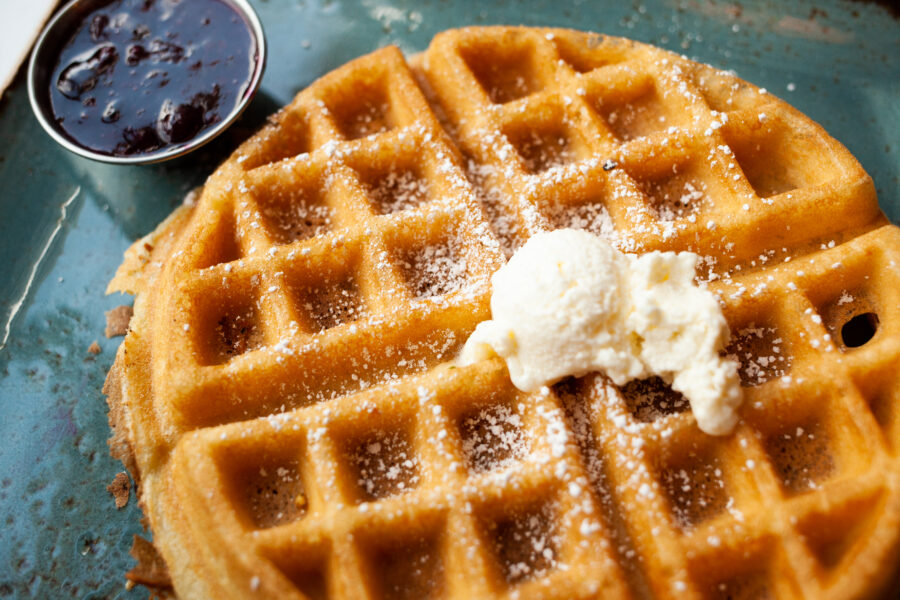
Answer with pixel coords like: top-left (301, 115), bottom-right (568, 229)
top-left (105, 26), bottom-right (900, 599)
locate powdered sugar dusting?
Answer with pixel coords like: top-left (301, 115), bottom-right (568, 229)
top-left (349, 429), bottom-right (420, 500)
top-left (365, 168), bottom-right (431, 215)
top-left (459, 404), bottom-right (526, 473)
top-left (398, 237), bottom-right (470, 299)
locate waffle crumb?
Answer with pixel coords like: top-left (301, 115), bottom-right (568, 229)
top-left (104, 305), bottom-right (133, 338)
top-left (106, 471), bottom-right (130, 508)
top-left (88, 340), bottom-right (102, 355)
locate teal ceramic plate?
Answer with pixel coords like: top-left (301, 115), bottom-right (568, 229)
top-left (1, 1), bottom-right (897, 597)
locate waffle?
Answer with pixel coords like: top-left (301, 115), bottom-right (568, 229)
top-left (104, 26), bottom-right (900, 599)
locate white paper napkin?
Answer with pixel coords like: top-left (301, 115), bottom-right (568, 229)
top-left (0, 0), bottom-right (58, 95)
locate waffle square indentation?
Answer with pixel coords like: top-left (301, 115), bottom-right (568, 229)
top-left (359, 525), bottom-right (445, 600)
top-left (503, 111), bottom-right (587, 174)
top-left (795, 493), bottom-right (882, 570)
top-left (763, 421), bottom-right (834, 496)
top-left (241, 109), bottom-right (311, 170)
top-left (813, 287), bottom-right (881, 353)
top-left (629, 157), bottom-right (710, 222)
top-left (593, 82), bottom-right (671, 142)
top-left (688, 538), bottom-right (788, 600)
top-left (289, 266), bottom-right (366, 333)
top-left (542, 190), bottom-right (618, 240)
top-left (395, 235), bottom-right (470, 299)
top-left (657, 447), bottom-right (730, 531)
top-left (724, 321), bottom-right (792, 387)
top-left (191, 279), bottom-right (265, 365)
top-left (551, 34), bottom-right (626, 74)
top-left (620, 377), bottom-right (689, 423)
top-left (328, 82), bottom-right (395, 140)
top-left (255, 177), bottom-right (332, 245)
top-left (344, 428), bottom-right (420, 501)
top-left (266, 544), bottom-right (329, 600)
top-left (460, 39), bottom-right (545, 104)
top-left (359, 163), bottom-right (432, 216)
top-left (724, 118), bottom-right (838, 199)
top-left (484, 500), bottom-right (560, 585)
top-left (216, 436), bottom-right (308, 530)
top-left (458, 402), bottom-right (527, 474)
top-left (192, 210), bottom-right (242, 269)
top-left (856, 372), bottom-right (900, 453)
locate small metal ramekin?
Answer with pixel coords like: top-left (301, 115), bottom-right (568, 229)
top-left (27, 0), bottom-right (267, 165)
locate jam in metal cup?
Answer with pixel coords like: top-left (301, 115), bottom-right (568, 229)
top-left (27, 0), bottom-right (267, 165)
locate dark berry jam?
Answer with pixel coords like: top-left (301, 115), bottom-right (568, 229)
top-left (49, 0), bottom-right (256, 157)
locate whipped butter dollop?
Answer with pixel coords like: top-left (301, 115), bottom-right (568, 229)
top-left (458, 228), bottom-right (742, 435)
